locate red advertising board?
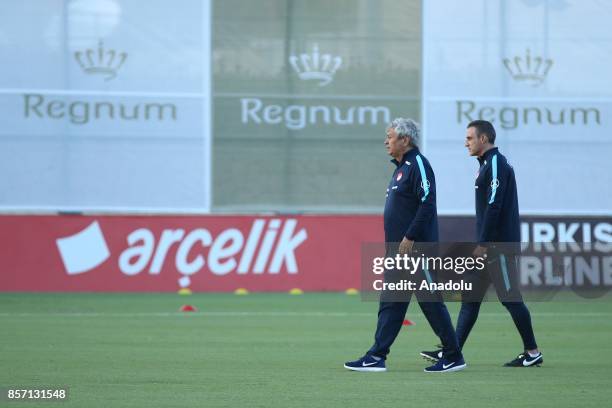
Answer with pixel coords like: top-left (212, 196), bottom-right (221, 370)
top-left (0, 215), bottom-right (382, 292)
top-left (2, 215), bottom-right (610, 292)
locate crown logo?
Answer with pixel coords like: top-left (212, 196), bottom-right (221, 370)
top-left (289, 44), bottom-right (342, 87)
top-left (74, 40), bottom-right (127, 81)
top-left (503, 49), bottom-right (553, 87)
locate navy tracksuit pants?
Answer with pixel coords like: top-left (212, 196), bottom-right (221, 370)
top-left (456, 253), bottom-right (538, 350)
top-left (366, 263), bottom-right (463, 362)
top-left (368, 297), bottom-right (463, 362)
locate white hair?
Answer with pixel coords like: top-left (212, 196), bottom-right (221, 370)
top-left (387, 117), bottom-right (420, 147)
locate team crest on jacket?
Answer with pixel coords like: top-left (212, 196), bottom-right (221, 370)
top-left (396, 172), bottom-right (403, 181)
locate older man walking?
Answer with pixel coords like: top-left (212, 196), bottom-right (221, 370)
top-left (344, 118), bottom-right (466, 373)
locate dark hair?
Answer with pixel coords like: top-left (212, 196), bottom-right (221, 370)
top-left (467, 120), bottom-right (496, 144)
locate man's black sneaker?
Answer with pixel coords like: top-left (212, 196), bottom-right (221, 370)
top-left (424, 357), bottom-right (467, 373)
top-left (344, 355), bottom-right (387, 372)
top-left (420, 349), bottom-right (443, 362)
top-left (504, 352), bottom-right (543, 367)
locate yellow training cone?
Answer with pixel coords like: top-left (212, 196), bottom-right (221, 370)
top-left (178, 288), bottom-right (192, 295)
top-left (345, 288), bottom-right (359, 295)
top-left (234, 288), bottom-right (249, 295)
top-left (289, 288), bottom-right (303, 295)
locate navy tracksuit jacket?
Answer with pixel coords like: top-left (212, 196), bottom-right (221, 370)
top-left (369, 148), bottom-right (462, 362)
top-left (475, 147), bottom-right (520, 243)
top-left (384, 148), bottom-right (438, 243)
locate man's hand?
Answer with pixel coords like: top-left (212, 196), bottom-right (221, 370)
top-left (473, 245), bottom-right (488, 258)
top-left (399, 237), bottom-right (414, 255)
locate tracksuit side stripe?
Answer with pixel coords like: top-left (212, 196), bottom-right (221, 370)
top-left (416, 155), bottom-right (429, 202)
top-left (489, 154), bottom-right (498, 204)
top-left (500, 254), bottom-right (511, 291)
top-left (423, 265), bottom-right (435, 293)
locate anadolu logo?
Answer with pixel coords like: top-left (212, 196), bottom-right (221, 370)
top-left (74, 40), bottom-right (128, 81)
top-left (55, 219), bottom-right (309, 289)
top-left (289, 44), bottom-right (342, 87)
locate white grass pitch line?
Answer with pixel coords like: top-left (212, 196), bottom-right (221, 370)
top-left (0, 311), bottom-right (371, 317)
top-left (0, 311), bottom-right (611, 317)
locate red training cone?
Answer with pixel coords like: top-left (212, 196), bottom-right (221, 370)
top-left (402, 319), bottom-right (415, 326)
top-left (180, 305), bottom-right (197, 312)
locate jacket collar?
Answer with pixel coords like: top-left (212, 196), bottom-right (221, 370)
top-left (391, 147), bottom-right (420, 167)
top-left (478, 147), bottom-right (498, 165)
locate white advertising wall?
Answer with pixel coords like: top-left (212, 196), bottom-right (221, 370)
top-left (1, 0), bottom-right (610, 216)
top-left (212, 0), bottom-right (422, 212)
top-left (423, 0), bottom-right (612, 215)
top-left (0, 0), bottom-right (212, 212)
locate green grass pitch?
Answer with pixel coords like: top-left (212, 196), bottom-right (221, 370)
top-left (2, 293), bottom-right (612, 407)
